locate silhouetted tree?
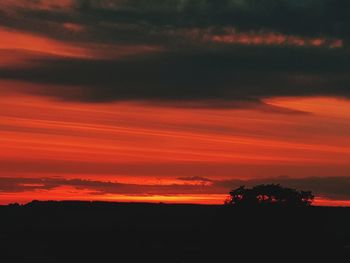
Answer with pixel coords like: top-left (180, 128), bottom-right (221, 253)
top-left (225, 184), bottom-right (314, 207)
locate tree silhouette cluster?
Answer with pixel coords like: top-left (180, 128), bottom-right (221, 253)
top-left (225, 184), bottom-right (314, 207)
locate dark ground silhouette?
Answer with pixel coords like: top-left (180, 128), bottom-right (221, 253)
top-left (1, 201), bottom-right (349, 263)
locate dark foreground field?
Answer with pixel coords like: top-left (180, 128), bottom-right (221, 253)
top-left (1, 201), bottom-right (349, 263)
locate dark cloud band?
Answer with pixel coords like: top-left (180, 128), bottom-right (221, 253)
top-left (2, 0), bottom-right (350, 41)
top-left (1, 176), bottom-right (349, 201)
top-left (1, 1), bottom-right (350, 107)
top-left (0, 46), bottom-right (349, 105)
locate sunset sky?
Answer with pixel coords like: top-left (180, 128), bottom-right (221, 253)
top-left (0, 0), bottom-right (350, 206)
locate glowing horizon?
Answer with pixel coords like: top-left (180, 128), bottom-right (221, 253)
top-left (1, 91), bottom-right (349, 206)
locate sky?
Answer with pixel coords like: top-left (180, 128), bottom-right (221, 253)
top-left (0, 0), bottom-right (350, 206)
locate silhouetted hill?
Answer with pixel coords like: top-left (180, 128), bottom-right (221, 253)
top-left (1, 201), bottom-right (349, 263)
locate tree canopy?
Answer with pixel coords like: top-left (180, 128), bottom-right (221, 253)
top-left (225, 184), bottom-right (314, 207)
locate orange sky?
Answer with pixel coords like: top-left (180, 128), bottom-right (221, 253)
top-left (1, 85), bottom-right (350, 205)
top-left (0, 26), bottom-right (162, 63)
top-left (0, 2), bottom-right (349, 206)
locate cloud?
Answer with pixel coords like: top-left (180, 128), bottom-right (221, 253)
top-left (0, 1), bottom-right (348, 52)
top-left (0, 0), bottom-right (350, 107)
top-left (177, 176), bottom-right (214, 184)
top-left (1, 176), bottom-right (349, 201)
top-left (0, 46), bottom-right (349, 106)
top-left (0, 177), bottom-right (214, 196)
top-left (2, 1), bottom-right (350, 41)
